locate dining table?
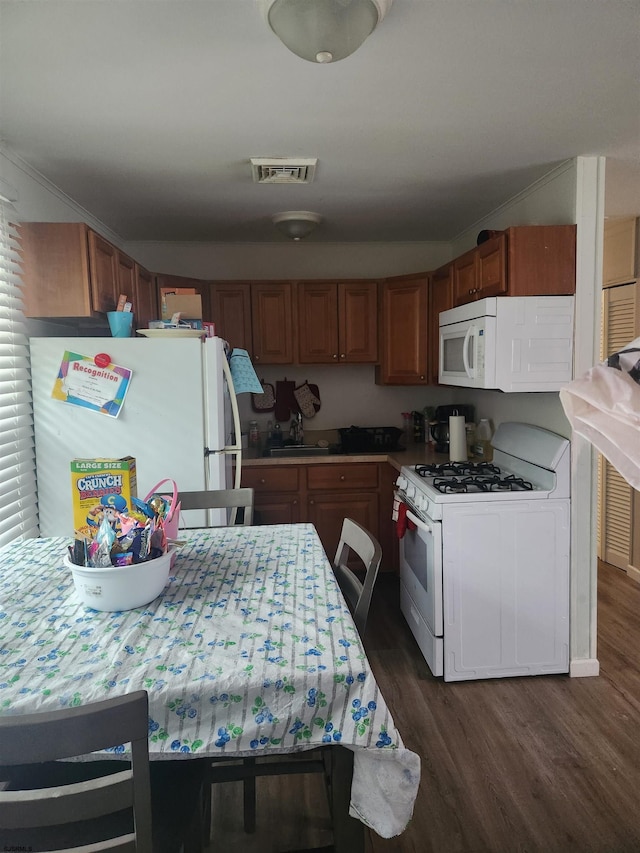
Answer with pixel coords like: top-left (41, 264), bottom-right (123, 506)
top-left (0, 522), bottom-right (420, 847)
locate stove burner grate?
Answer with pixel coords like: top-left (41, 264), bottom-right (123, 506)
top-left (415, 461), bottom-right (500, 478)
top-left (431, 473), bottom-right (534, 494)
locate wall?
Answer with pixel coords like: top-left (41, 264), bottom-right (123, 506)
top-left (125, 240), bottom-right (452, 281)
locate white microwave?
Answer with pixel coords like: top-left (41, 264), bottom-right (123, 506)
top-left (438, 295), bottom-right (575, 392)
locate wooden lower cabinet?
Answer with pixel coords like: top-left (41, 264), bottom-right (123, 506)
top-left (242, 467), bottom-right (302, 525)
top-left (242, 461), bottom-right (396, 573)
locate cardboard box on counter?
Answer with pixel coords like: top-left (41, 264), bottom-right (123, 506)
top-left (161, 293), bottom-right (202, 321)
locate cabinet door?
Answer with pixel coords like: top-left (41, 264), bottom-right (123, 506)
top-left (378, 463), bottom-right (399, 574)
top-left (298, 281), bottom-right (339, 363)
top-left (428, 265), bottom-right (453, 384)
top-left (376, 274), bottom-right (428, 385)
top-left (20, 222), bottom-right (93, 318)
top-left (210, 282), bottom-right (253, 352)
top-left (598, 282), bottom-right (639, 569)
top-left (251, 281), bottom-right (294, 364)
top-left (506, 225), bottom-right (576, 296)
top-left (133, 265), bottom-right (157, 330)
top-left (242, 466), bottom-right (302, 526)
top-left (477, 233), bottom-right (507, 298)
top-left (116, 251), bottom-right (137, 303)
top-left (307, 492), bottom-right (379, 564)
top-left (339, 280), bottom-right (378, 363)
top-left (603, 217), bottom-right (637, 287)
top-left (87, 230), bottom-right (118, 314)
top-left (453, 249), bottom-right (477, 306)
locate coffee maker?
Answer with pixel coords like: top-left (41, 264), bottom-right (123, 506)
top-left (429, 404), bottom-right (474, 453)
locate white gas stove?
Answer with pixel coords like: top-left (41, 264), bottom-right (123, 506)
top-left (394, 422), bottom-right (571, 682)
top-left (396, 421), bottom-right (570, 521)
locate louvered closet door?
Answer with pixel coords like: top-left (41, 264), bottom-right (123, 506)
top-left (599, 283), bottom-right (638, 569)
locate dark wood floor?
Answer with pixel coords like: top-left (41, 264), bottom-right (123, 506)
top-left (210, 560), bottom-right (640, 852)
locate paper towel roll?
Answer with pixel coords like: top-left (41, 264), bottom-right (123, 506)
top-left (449, 415), bottom-right (468, 462)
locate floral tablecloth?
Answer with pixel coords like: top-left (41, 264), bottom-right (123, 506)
top-left (0, 523), bottom-right (420, 837)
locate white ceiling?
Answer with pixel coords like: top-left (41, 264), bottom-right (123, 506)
top-left (1, 0), bottom-right (639, 243)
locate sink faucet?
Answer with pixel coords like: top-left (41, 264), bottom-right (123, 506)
top-left (290, 412), bottom-right (304, 445)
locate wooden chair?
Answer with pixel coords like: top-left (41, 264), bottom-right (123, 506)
top-left (0, 691), bottom-right (153, 852)
top-left (332, 517), bottom-right (383, 636)
top-left (207, 518), bottom-right (382, 841)
top-left (179, 487), bottom-right (254, 526)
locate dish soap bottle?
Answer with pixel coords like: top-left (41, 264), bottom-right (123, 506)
top-left (475, 419), bottom-right (493, 461)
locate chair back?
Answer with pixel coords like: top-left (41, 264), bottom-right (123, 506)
top-left (333, 517), bottom-right (382, 636)
top-left (179, 487), bottom-right (254, 526)
top-left (0, 691), bottom-right (152, 851)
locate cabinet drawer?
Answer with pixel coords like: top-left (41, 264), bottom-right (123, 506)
top-left (307, 464), bottom-right (378, 491)
top-left (242, 467), bottom-right (300, 493)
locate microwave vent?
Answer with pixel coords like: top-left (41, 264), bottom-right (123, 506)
top-left (250, 158), bottom-right (317, 184)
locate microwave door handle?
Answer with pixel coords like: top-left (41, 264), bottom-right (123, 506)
top-left (462, 326), bottom-right (474, 378)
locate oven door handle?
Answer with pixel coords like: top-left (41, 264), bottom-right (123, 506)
top-left (406, 508), bottom-right (434, 535)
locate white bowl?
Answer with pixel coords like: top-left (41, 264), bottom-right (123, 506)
top-left (65, 548), bottom-right (175, 612)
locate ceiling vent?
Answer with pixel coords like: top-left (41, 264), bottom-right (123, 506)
top-left (251, 157), bottom-right (318, 184)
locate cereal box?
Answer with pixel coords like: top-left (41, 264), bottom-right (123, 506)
top-left (70, 457), bottom-right (137, 537)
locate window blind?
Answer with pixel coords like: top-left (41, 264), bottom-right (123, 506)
top-left (0, 202), bottom-right (39, 546)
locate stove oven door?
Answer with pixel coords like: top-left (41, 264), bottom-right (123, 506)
top-left (399, 508), bottom-right (444, 677)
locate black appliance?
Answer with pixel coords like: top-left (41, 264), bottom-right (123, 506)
top-left (429, 405), bottom-right (474, 453)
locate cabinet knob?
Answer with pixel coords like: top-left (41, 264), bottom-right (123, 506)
top-left (340, 475), bottom-right (345, 481)
top-left (420, 375), bottom-right (425, 380)
top-left (309, 499), bottom-right (314, 505)
top-left (332, 354), bottom-right (338, 359)
top-left (260, 478), bottom-right (266, 484)
top-left (293, 499), bottom-right (298, 505)
top-left (340, 354), bottom-right (345, 359)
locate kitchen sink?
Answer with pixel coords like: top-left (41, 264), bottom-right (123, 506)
top-left (266, 445), bottom-right (330, 458)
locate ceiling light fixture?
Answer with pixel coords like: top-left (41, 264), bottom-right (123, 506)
top-left (272, 211), bottom-right (322, 241)
top-left (262, 0), bottom-right (393, 64)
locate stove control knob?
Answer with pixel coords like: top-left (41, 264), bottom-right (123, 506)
top-left (406, 484), bottom-right (416, 500)
top-left (416, 495), bottom-right (427, 512)
top-left (396, 476), bottom-right (407, 490)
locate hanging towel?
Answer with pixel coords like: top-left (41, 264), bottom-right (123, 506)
top-left (275, 378), bottom-right (296, 422)
top-left (393, 498), bottom-right (417, 539)
top-left (560, 337), bottom-right (640, 489)
top-left (228, 349), bottom-right (263, 394)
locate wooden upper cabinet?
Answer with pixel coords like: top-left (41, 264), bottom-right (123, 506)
top-left (452, 225), bottom-right (576, 307)
top-left (297, 280), bottom-right (377, 364)
top-left (251, 281), bottom-right (294, 364)
top-left (428, 264), bottom-right (453, 384)
top-left (209, 281), bottom-right (252, 353)
top-left (20, 222), bottom-right (123, 318)
top-left (298, 281), bottom-right (339, 363)
top-left (376, 272), bottom-right (428, 385)
top-left (339, 280), bottom-right (378, 363)
top-left (87, 230), bottom-right (119, 314)
top-left (477, 232), bottom-right (508, 298)
top-left (115, 249), bottom-right (136, 304)
top-left (133, 265), bottom-right (156, 330)
top-left (603, 217), bottom-right (638, 287)
top-left (453, 249), bottom-right (477, 306)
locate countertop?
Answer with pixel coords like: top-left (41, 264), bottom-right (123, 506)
top-left (242, 444), bottom-right (449, 474)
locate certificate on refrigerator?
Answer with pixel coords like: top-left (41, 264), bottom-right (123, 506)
top-left (51, 351), bottom-right (133, 418)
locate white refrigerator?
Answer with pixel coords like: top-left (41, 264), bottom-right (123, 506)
top-left (30, 336), bottom-right (244, 536)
